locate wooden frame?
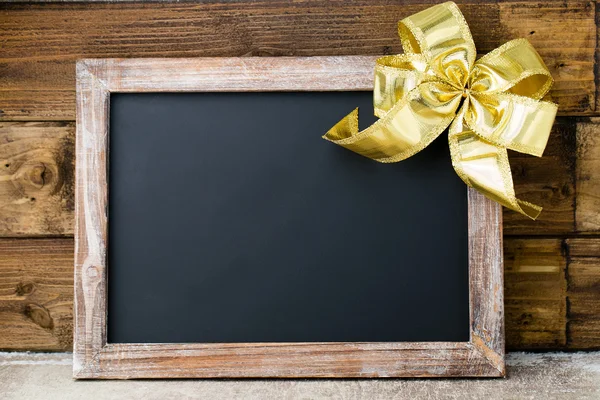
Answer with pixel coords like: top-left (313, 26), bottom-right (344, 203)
top-left (74, 56), bottom-right (504, 379)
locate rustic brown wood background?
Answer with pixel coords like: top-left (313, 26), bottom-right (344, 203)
top-left (0, 0), bottom-right (598, 352)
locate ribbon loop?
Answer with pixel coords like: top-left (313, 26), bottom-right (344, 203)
top-left (465, 92), bottom-right (557, 157)
top-left (323, 1), bottom-right (557, 219)
top-left (469, 39), bottom-right (554, 99)
top-left (399, 2), bottom-right (476, 87)
top-left (373, 54), bottom-right (429, 117)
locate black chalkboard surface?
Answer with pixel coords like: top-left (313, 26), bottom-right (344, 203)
top-left (107, 91), bottom-right (469, 344)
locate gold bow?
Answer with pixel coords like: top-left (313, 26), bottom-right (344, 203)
top-left (323, 1), bottom-right (557, 219)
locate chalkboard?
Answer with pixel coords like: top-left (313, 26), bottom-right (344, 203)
top-left (106, 91), bottom-right (469, 344)
top-left (74, 57), bottom-right (504, 378)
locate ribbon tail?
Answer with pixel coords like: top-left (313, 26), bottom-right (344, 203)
top-left (471, 38), bottom-right (554, 100)
top-left (448, 123), bottom-right (542, 219)
top-left (324, 82), bottom-right (461, 163)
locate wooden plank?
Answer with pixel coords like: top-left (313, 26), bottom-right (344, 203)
top-left (504, 118), bottom-right (576, 236)
top-left (73, 59), bottom-right (110, 374)
top-left (0, 0), bottom-right (595, 120)
top-left (597, 0), bottom-right (600, 116)
top-left (498, 1), bottom-right (596, 114)
top-left (504, 238), bottom-right (567, 349)
top-left (0, 122), bottom-right (75, 236)
top-left (576, 118), bottom-right (600, 232)
top-left (0, 91), bottom-right (75, 122)
top-left (566, 238), bottom-right (600, 349)
top-left (86, 342), bottom-right (501, 379)
top-left (467, 189), bottom-right (504, 373)
top-left (0, 236), bottom-right (567, 352)
top-left (83, 56), bottom-right (378, 92)
top-left (0, 118), bottom-right (579, 237)
top-left (0, 238), bottom-right (73, 351)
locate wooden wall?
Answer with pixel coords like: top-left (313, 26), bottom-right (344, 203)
top-left (0, 0), bottom-right (599, 351)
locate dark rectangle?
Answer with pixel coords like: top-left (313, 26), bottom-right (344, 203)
top-left (107, 92), bottom-right (469, 344)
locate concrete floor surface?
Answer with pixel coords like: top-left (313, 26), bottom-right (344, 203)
top-left (1, 352), bottom-right (599, 399)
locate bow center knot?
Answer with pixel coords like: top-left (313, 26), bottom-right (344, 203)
top-left (461, 88), bottom-right (470, 98)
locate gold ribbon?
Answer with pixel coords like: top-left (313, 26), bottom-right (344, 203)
top-left (324, 1), bottom-right (557, 219)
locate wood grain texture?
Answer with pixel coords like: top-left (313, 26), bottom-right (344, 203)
top-left (467, 189), bottom-right (504, 373)
top-left (0, 238), bottom-right (73, 351)
top-left (504, 118), bottom-right (576, 236)
top-left (87, 342), bottom-right (501, 379)
top-left (566, 238), bottom-right (600, 349)
top-left (498, 1), bottom-right (596, 114)
top-left (576, 118), bottom-right (600, 232)
top-left (0, 0), bottom-right (595, 120)
top-left (0, 122), bottom-right (75, 236)
top-left (597, 0), bottom-right (600, 115)
top-left (85, 57), bottom-right (377, 92)
top-left (73, 59), bottom-right (109, 376)
top-left (504, 239), bottom-right (567, 349)
top-left (72, 57), bottom-right (504, 378)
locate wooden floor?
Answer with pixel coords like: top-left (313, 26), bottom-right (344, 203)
top-left (0, 0), bottom-right (599, 351)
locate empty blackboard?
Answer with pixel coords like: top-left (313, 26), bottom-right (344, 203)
top-left (107, 91), bottom-right (469, 344)
top-left (74, 57), bottom-right (505, 378)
